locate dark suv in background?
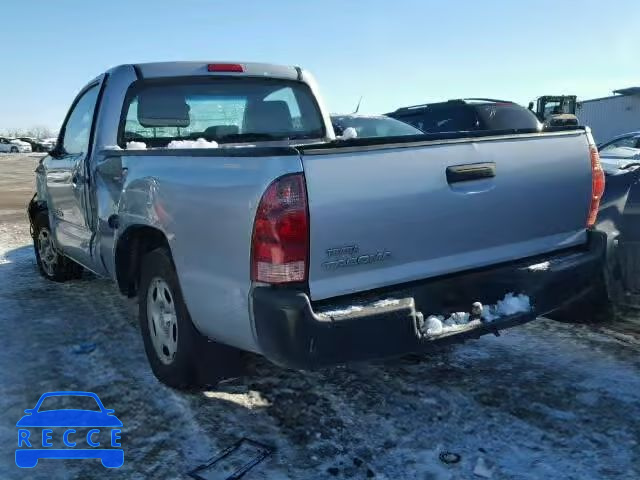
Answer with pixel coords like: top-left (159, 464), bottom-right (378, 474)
top-left (386, 98), bottom-right (541, 134)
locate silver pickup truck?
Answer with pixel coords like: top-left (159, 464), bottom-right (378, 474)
top-left (29, 61), bottom-right (608, 388)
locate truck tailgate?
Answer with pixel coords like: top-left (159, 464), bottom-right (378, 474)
top-left (301, 131), bottom-right (592, 300)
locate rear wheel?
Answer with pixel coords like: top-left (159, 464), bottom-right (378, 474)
top-left (32, 211), bottom-right (83, 282)
top-left (10, 146), bottom-right (18, 153)
top-left (138, 247), bottom-right (243, 389)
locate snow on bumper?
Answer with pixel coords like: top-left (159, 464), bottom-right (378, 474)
top-left (251, 231), bottom-right (606, 369)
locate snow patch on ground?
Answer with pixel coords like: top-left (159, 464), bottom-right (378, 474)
top-left (167, 138), bottom-right (219, 149)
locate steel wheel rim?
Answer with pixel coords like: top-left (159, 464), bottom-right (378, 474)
top-left (147, 277), bottom-right (179, 365)
top-left (37, 228), bottom-right (57, 276)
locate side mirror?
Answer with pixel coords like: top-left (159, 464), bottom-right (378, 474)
top-left (49, 144), bottom-right (63, 158)
top-left (23, 409), bottom-right (34, 414)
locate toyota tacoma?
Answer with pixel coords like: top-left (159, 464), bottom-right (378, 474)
top-left (29, 61), bottom-right (611, 388)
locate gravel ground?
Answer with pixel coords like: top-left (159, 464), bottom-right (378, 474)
top-left (1, 154), bottom-right (639, 479)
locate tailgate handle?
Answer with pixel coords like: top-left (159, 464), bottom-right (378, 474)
top-left (446, 162), bottom-right (496, 184)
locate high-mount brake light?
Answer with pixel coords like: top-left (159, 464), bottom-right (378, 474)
top-left (207, 63), bottom-right (244, 73)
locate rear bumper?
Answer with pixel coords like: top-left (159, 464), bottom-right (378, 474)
top-left (251, 231), bottom-right (606, 369)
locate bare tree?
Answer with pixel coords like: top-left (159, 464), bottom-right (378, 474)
top-left (0, 126), bottom-right (56, 139)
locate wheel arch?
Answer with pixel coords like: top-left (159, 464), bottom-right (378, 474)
top-left (114, 225), bottom-right (171, 297)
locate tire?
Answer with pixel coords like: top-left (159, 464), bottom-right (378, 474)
top-left (10, 146), bottom-right (18, 153)
top-left (32, 211), bottom-right (83, 282)
top-left (138, 247), bottom-right (244, 389)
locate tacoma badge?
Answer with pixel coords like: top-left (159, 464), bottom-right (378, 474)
top-left (322, 245), bottom-right (391, 271)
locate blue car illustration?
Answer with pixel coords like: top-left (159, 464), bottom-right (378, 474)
top-left (16, 391), bottom-right (123, 468)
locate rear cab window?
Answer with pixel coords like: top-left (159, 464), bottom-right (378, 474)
top-left (119, 78), bottom-right (325, 147)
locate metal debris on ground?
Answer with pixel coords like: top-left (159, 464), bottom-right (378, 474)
top-left (438, 451), bottom-right (461, 464)
top-left (188, 437), bottom-right (274, 480)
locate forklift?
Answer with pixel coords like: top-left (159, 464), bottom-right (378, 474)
top-left (528, 95), bottom-right (578, 127)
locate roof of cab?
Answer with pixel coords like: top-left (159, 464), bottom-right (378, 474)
top-left (389, 98), bottom-right (515, 114)
top-left (107, 61), bottom-right (301, 81)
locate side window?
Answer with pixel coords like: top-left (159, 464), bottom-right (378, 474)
top-left (391, 113), bottom-right (424, 131)
top-left (600, 136), bottom-right (638, 153)
top-left (62, 85), bottom-right (100, 155)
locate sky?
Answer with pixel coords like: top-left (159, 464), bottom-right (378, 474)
top-left (1, 0), bottom-right (639, 132)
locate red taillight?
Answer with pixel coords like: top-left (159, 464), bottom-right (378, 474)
top-left (207, 63), bottom-right (243, 72)
top-left (251, 174), bottom-right (309, 283)
top-left (587, 144), bottom-right (605, 227)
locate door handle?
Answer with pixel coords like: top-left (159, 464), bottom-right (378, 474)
top-left (446, 162), bottom-right (496, 184)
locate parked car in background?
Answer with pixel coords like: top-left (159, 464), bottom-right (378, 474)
top-left (331, 114), bottom-right (423, 138)
top-left (0, 137), bottom-right (32, 153)
top-left (17, 137), bottom-right (50, 152)
top-left (29, 61), bottom-right (611, 389)
top-left (597, 131), bottom-right (640, 171)
top-left (387, 99), bottom-right (541, 134)
top-left (596, 131), bottom-right (640, 309)
top-left (39, 138), bottom-right (58, 152)
top-left (550, 131), bottom-right (640, 322)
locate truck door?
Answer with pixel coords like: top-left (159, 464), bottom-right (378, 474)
top-left (43, 80), bottom-right (102, 270)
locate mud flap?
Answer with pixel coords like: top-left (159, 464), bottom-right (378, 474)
top-left (27, 194), bottom-right (44, 237)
